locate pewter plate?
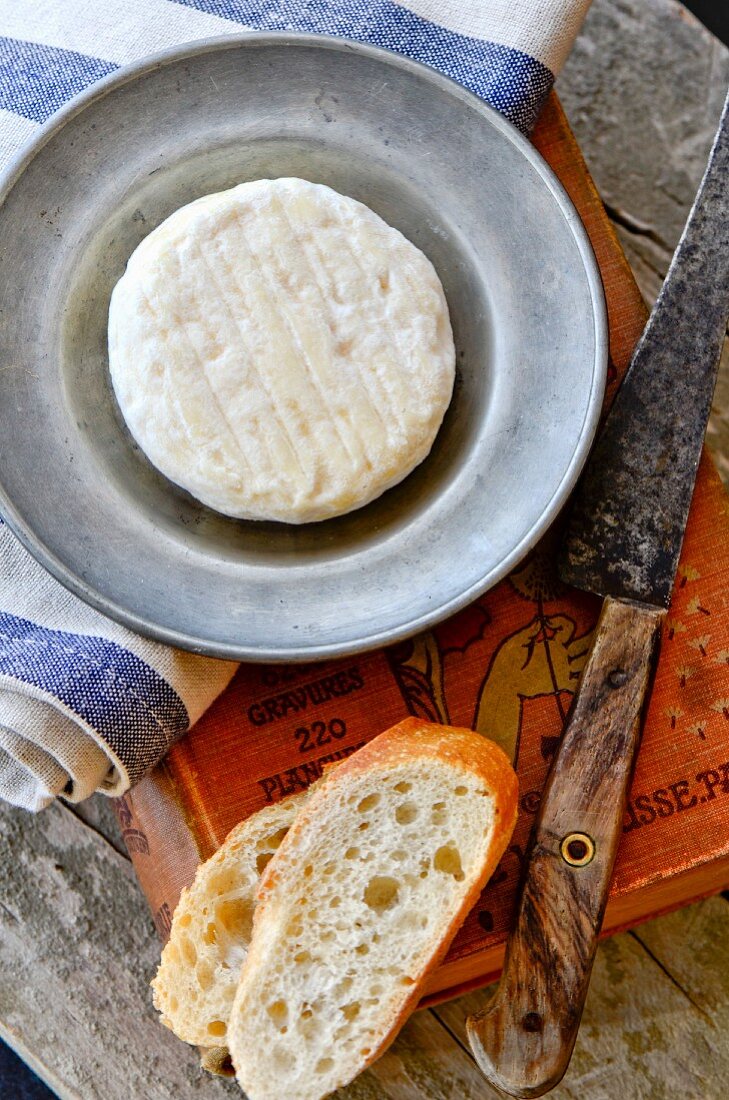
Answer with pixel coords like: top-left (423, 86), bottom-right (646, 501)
top-left (0, 35), bottom-right (606, 661)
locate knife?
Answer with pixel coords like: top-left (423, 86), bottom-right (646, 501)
top-left (467, 87), bottom-right (729, 1098)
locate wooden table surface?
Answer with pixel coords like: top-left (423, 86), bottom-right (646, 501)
top-left (1, 2), bottom-right (728, 1098)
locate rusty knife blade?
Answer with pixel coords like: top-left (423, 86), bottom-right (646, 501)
top-left (560, 89), bottom-right (729, 605)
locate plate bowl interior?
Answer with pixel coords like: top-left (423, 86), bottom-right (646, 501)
top-left (62, 135), bottom-right (492, 567)
top-left (0, 37), bottom-right (605, 658)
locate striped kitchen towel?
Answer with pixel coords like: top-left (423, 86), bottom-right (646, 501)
top-left (0, 0), bottom-right (592, 811)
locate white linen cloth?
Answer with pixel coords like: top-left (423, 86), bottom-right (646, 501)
top-left (0, 0), bottom-right (591, 810)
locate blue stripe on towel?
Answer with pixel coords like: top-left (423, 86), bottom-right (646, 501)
top-left (173, 0), bottom-right (554, 132)
top-left (0, 37), bottom-right (117, 123)
top-left (0, 612), bottom-right (188, 777)
top-left (0, 8), bottom-right (554, 135)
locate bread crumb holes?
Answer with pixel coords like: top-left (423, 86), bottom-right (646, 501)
top-left (357, 793), bottom-right (380, 813)
top-left (364, 876), bottom-right (399, 915)
top-left (256, 852), bottom-right (274, 874)
top-left (395, 802), bottom-right (418, 825)
top-left (179, 936), bottom-right (196, 966)
top-left (433, 844), bottom-right (464, 880)
top-left (267, 1000), bottom-right (288, 1027)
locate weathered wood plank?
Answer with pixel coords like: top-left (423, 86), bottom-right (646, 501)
top-left (67, 793), bottom-right (126, 858)
top-left (559, 0), bottom-right (729, 302)
top-left (361, 1009), bottom-right (497, 1100)
top-left (434, 897), bottom-right (729, 1099)
top-left (558, 0), bottom-right (729, 487)
top-left (631, 895), bottom-right (729, 1016)
top-left (0, 800), bottom-right (237, 1100)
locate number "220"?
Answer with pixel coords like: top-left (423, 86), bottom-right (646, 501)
top-left (294, 719), bottom-right (347, 753)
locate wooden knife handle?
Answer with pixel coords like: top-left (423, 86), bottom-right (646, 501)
top-left (466, 596), bottom-right (664, 1097)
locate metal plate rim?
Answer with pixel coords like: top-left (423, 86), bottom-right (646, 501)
top-left (0, 32), bottom-right (608, 662)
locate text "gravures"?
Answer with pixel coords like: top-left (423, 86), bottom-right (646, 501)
top-left (247, 666), bottom-right (364, 726)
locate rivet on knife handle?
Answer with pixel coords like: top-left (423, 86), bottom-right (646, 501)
top-left (467, 597), bottom-right (663, 1098)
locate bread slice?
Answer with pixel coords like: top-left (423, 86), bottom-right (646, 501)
top-left (227, 717), bottom-right (518, 1100)
top-left (151, 792), bottom-right (306, 1049)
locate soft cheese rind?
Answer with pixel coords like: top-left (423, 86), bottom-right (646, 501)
top-left (109, 178), bottom-right (455, 522)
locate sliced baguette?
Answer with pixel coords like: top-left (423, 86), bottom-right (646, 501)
top-left (228, 717), bottom-right (518, 1100)
top-left (151, 792), bottom-right (307, 1048)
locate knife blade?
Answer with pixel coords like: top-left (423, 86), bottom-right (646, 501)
top-left (467, 87), bottom-right (729, 1098)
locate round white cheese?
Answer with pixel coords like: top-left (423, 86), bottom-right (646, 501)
top-left (108, 178), bottom-right (455, 523)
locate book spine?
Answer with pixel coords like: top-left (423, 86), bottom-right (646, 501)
top-left (114, 765), bottom-right (202, 941)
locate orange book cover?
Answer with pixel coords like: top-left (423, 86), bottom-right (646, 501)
top-left (116, 95), bottom-right (729, 1002)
